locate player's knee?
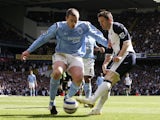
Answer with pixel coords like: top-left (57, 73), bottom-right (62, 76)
top-left (52, 70), bottom-right (63, 80)
top-left (75, 79), bottom-right (83, 86)
top-left (105, 70), bottom-right (120, 86)
top-left (73, 75), bottom-right (83, 86)
top-left (69, 69), bottom-right (83, 86)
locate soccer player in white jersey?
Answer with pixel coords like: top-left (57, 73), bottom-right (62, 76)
top-left (21, 8), bottom-right (108, 115)
top-left (27, 70), bottom-right (37, 96)
top-left (76, 10), bottom-right (136, 115)
top-left (124, 73), bottom-right (132, 96)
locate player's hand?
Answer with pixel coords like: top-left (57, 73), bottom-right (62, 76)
top-left (99, 47), bottom-right (105, 53)
top-left (21, 51), bottom-right (30, 61)
top-left (113, 56), bottom-right (122, 62)
top-left (103, 69), bottom-right (110, 75)
top-left (102, 64), bottom-right (109, 74)
top-left (108, 40), bottom-right (112, 49)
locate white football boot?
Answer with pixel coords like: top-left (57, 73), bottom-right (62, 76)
top-left (88, 108), bottom-right (102, 115)
top-left (76, 97), bottom-right (94, 108)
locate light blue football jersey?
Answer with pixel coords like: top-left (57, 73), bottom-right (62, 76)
top-left (27, 21), bottom-right (107, 57)
top-left (83, 35), bottom-right (97, 59)
top-left (27, 74), bottom-right (36, 83)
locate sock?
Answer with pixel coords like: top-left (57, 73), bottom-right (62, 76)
top-left (49, 77), bottom-right (60, 106)
top-left (90, 81), bottom-right (111, 103)
top-left (83, 83), bottom-right (92, 98)
top-left (30, 89), bottom-right (32, 96)
top-left (65, 82), bottom-right (80, 99)
top-left (95, 90), bottom-right (111, 110)
top-left (33, 89), bottom-right (35, 96)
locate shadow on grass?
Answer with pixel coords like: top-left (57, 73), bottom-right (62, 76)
top-left (0, 114), bottom-right (89, 118)
top-left (4, 107), bottom-right (47, 109)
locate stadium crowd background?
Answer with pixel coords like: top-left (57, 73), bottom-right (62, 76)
top-left (0, 1), bottom-right (160, 96)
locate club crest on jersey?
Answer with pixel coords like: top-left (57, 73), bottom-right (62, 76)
top-left (77, 27), bottom-right (83, 34)
top-left (119, 32), bottom-right (126, 39)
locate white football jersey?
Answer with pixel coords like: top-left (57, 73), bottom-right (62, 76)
top-left (108, 22), bottom-right (135, 55)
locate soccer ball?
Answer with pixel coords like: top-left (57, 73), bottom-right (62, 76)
top-left (63, 98), bottom-right (78, 114)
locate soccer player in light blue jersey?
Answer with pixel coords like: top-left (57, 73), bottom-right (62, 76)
top-left (21, 8), bottom-right (108, 115)
top-left (80, 35), bottom-right (105, 107)
top-left (27, 70), bottom-right (37, 96)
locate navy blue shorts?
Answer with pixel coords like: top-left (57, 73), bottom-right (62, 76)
top-left (108, 52), bottom-right (136, 78)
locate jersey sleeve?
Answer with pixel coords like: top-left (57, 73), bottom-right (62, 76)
top-left (27, 23), bottom-right (58, 53)
top-left (113, 22), bottom-right (131, 42)
top-left (94, 42), bottom-right (98, 48)
top-left (87, 22), bottom-right (108, 48)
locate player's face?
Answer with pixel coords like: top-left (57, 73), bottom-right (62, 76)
top-left (98, 16), bottom-right (110, 30)
top-left (66, 15), bottom-right (78, 29)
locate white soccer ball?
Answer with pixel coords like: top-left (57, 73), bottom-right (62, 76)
top-left (63, 98), bottom-right (78, 114)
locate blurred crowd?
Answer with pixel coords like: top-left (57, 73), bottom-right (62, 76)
top-left (0, 60), bottom-right (159, 96)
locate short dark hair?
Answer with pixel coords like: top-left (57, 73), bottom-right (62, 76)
top-left (97, 10), bottom-right (113, 20)
top-left (66, 8), bottom-right (79, 18)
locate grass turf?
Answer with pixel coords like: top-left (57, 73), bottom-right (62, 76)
top-left (0, 95), bottom-right (160, 120)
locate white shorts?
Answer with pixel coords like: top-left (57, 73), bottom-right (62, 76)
top-left (83, 58), bottom-right (95, 77)
top-left (52, 53), bottom-right (84, 72)
top-left (29, 82), bottom-right (35, 89)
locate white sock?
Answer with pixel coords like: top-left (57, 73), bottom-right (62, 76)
top-left (95, 90), bottom-right (111, 110)
top-left (90, 82), bottom-right (111, 103)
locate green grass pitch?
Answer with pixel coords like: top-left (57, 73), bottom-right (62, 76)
top-left (0, 96), bottom-right (160, 120)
